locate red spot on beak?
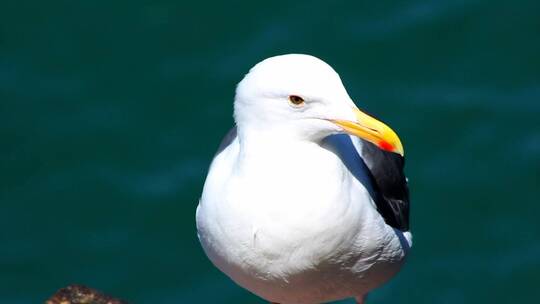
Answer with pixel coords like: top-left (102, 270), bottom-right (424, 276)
top-left (378, 140), bottom-right (394, 152)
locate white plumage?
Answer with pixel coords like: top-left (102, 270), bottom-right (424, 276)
top-left (196, 54), bottom-right (412, 304)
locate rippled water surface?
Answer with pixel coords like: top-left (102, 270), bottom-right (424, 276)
top-left (1, 1), bottom-right (539, 303)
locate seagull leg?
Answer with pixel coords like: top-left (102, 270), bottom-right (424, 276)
top-left (355, 294), bottom-right (367, 304)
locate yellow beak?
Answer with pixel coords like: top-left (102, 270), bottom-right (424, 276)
top-left (332, 108), bottom-right (404, 156)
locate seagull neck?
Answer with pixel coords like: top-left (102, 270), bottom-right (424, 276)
top-left (236, 125), bottom-right (322, 156)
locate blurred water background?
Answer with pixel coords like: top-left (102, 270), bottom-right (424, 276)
top-left (1, 0), bottom-right (539, 303)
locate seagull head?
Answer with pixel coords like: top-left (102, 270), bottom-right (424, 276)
top-left (233, 54), bottom-right (404, 156)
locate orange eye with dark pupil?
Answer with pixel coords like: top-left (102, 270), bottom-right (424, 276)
top-left (289, 95), bottom-right (305, 105)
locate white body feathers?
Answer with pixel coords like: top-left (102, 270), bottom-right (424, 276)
top-left (196, 134), bottom-right (411, 303)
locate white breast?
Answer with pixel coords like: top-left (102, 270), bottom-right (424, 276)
top-left (196, 136), bottom-right (411, 304)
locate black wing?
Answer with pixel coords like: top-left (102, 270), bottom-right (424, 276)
top-left (215, 127), bottom-right (237, 156)
top-left (359, 140), bottom-right (410, 231)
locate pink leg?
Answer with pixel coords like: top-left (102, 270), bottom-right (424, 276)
top-left (355, 294), bottom-right (367, 304)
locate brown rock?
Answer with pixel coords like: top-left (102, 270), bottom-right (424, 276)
top-left (45, 284), bottom-right (128, 304)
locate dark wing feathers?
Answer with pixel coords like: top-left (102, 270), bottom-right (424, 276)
top-left (360, 140), bottom-right (410, 231)
top-left (215, 127), bottom-right (237, 156)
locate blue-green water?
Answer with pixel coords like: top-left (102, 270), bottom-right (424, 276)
top-left (1, 1), bottom-right (539, 303)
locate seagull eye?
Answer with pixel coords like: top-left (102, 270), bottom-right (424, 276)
top-left (288, 95), bottom-right (305, 106)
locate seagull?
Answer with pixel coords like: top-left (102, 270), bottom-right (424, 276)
top-left (196, 54), bottom-right (411, 304)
